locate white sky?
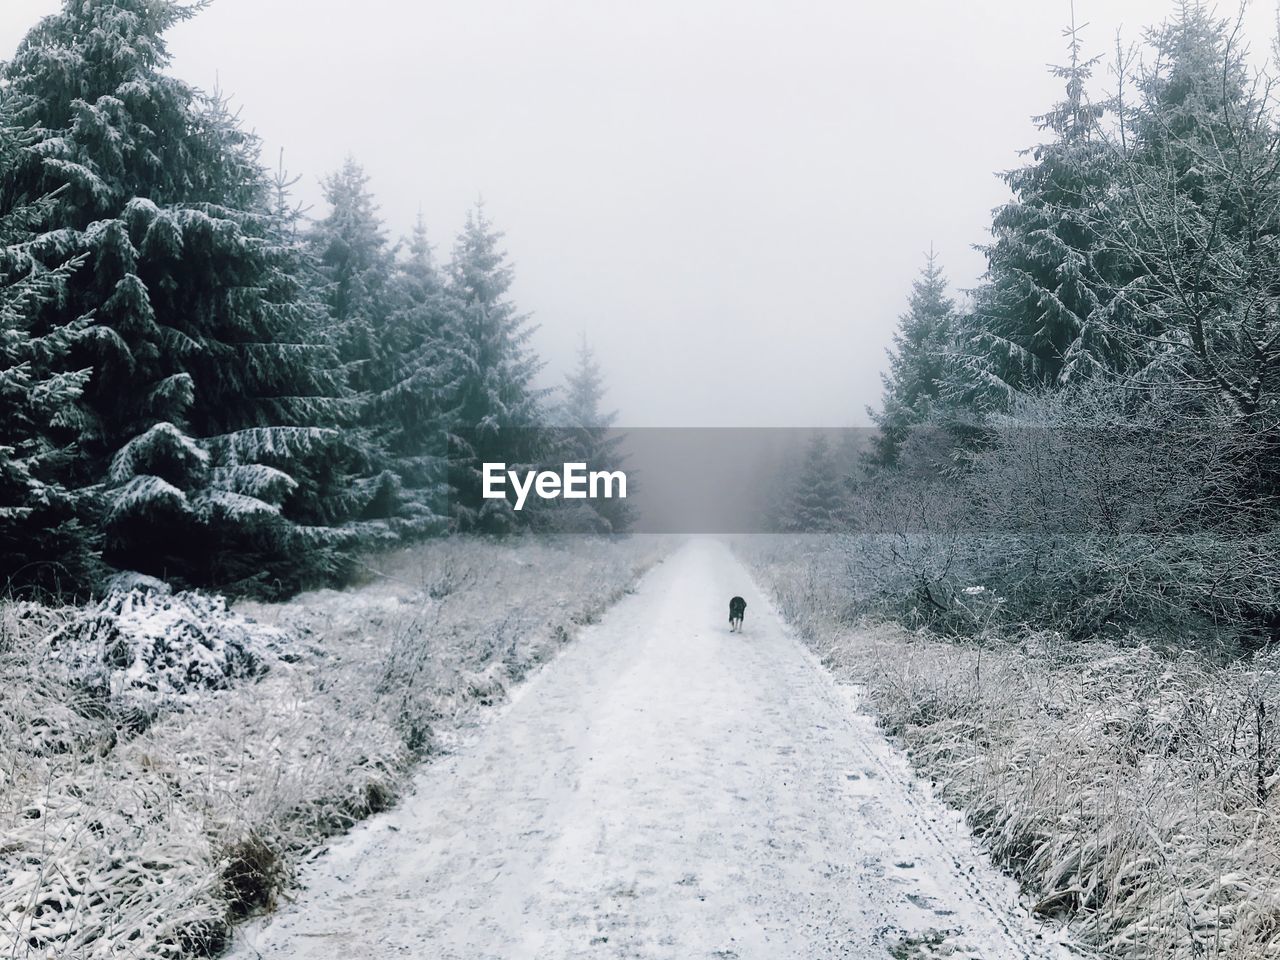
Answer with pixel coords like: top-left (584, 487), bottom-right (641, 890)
top-left (2, 1), bottom-right (1277, 426)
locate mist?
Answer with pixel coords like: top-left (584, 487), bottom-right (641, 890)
top-left (2, 0), bottom-right (1277, 427)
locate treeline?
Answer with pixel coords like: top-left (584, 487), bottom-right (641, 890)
top-left (0, 0), bottom-right (628, 600)
top-left (788, 4), bottom-right (1280, 647)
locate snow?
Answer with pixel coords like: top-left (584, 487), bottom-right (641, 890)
top-left (108, 421), bottom-right (208, 484)
top-left (46, 581), bottom-right (288, 719)
top-left (230, 539), bottom-right (1075, 960)
top-left (105, 473), bottom-right (190, 520)
top-left (4, 538), bottom-right (668, 958)
top-left (209, 463), bottom-right (298, 501)
top-left (741, 533), bottom-right (1280, 958)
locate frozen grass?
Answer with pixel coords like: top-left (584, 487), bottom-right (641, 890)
top-left (0, 535), bottom-right (672, 959)
top-left (736, 534), bottom-right (1280, 960)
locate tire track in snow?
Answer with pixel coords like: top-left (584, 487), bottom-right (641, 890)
top-left (747, 580), bottom-right (1069, 960)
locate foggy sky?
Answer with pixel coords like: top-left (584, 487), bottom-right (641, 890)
top-left (2, 1), bottom-right (1277, 427)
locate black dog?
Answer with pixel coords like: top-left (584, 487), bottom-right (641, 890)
top-left (729, 596), bottom-right (746, 633)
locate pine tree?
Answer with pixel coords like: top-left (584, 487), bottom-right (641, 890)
top-left (308, 174), bottom-right (457, 539)
top-left (785, 433), bottom-right (844, 532)
top-left (868, 251), bottom-right (957, 466)
top-left (304, 157), bottom-right (417, 537)
top-left (952, 12), bottom-right (1122, 410)
top-left (2, 0), bottom-right (350, 594)
top-left (1100, 2), bottom-right (1280, 425)
top-left (556, 336), bottom-right (632, 532)
top-left (444, 202), bottom-right (548, 532)
top-left (309, 157), bottom-right (394, 394)
top-left (1135, 1), bottom-right (1254, 202)
top-left (759, 432), bottom-right (804, 533)
top-left (365, 210), bottom-right (455, 536)
top-left (0, 117), bottom-right (99, 597)
top-left (561, 336), bottom-right (612, 430)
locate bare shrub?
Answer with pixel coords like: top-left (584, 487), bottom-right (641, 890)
top-left (219, 832), bottom-right (285, 920)
top-left (843, 385), bottom-right (1280, 647)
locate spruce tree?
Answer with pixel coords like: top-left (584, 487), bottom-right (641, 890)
top-left (953, 14), bottom-right (1122, 410)
top-left (785, 433), bottom-right (844, 532)
top-left (557, 336), bottom-right (632, 532)
top-left (2, 0), bottom-right (349, 594)
top-left (305, 157), bottom-right (409, 537)
top-left (309, 171), bottom-right (456, 538)
top-left (309, 157), bottom-right (394, 395)
top-left (0, 117), bottom-right (99, 597)
top-left (366, 211), bottom-right (454, 536)
top-left (444, 203), bottom-right (548, 532)
top-left (869, 251), bottom-right (956, 466)
top-left (561, 336), bottom-right (611, 429)
top-left (1108, 2), bottom-right (1280, 423)
top-left (1134, 2), bottom-right (1254, 204)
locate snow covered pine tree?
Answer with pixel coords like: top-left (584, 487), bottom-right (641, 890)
top-left (868, 251), bottom-right (957, 467)
top-left (0, 112), bottom-right (98, 597)
top-left (786, 433), bottom-right (845, 531)
top-left (3, 0), bottom-right (355, 594)
top-left (951, 14), bottom-right (1121, 410)
top-left (445, 203), bottom-right (549, 532)
top-left (308, 159), bottom-right (451, 540)
top-left (554, 335), bottom-right (632, 532)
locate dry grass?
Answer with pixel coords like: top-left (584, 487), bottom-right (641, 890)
top-left (737, 534), bottom-right (1280, 960)
top-left (1, 535), bottom-right (672, 959)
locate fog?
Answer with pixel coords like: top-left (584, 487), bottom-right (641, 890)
top-left (2, 0), bottom-right (1277, 427)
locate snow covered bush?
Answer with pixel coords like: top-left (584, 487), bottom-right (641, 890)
top-left (45, 578), bottom-right (287, 725)
top-left (739, 534), bottom-right (1280, 960)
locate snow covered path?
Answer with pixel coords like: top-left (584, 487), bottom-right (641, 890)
top-left (231, 539), bottom-right (1073, 960)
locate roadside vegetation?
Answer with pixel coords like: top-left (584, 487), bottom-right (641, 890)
top-left (738, 534), bottom-right (1280, 959)
top-left (1, 535), bottom-right (670, 959)
top-left (749, 5), bottom-right (1280, 956)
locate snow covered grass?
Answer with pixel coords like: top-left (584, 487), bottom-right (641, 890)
top-left (0, 535), bottom-right (671, 959)
top-left (736, 534), bottom-right (1280, 960)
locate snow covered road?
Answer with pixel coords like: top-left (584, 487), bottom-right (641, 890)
top-left (231, 538), bottom-right (1073, 960)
